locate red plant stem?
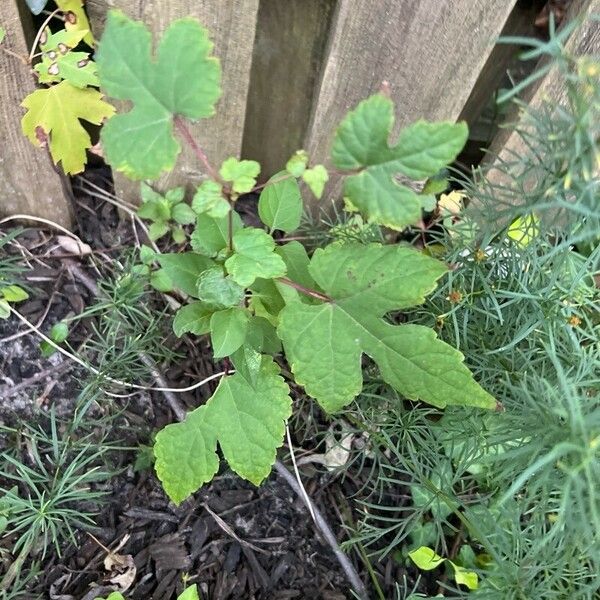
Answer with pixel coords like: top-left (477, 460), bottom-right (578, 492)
top-left (278, 277), bottom-right (331, 302)
top-left (173, 116), bottom-right (221, 183)
top-left (227, 206), bottom-right (234, 252)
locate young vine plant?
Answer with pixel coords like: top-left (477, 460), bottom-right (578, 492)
top-left (95, 11), bottom-right (497, 504)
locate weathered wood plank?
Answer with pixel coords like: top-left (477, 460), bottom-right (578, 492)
top-left (87, 0), bottom-right (259, 204)
top-left (0, 1), bottom-right (71, 227)
top-left (303, 0), bottom-right (518, 208)
top-left (487, 0), bottom-right (600, 183)
top-left (241, 0), bottom-right (336, 179)
top-left (458, 1), bottom-right (539, 133)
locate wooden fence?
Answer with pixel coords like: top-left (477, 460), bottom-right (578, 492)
top-left (0, 0), bottom-right (598, 227)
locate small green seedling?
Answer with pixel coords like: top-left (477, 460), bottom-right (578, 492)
top-left (409, 545), bottom-right (479, 591)
top-left (0, 284), bottom-right (28, 319)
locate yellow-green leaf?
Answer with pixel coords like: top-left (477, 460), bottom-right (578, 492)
top-left (56, 0), bottom-right (94, 46)
top-left (1, 285), bottom-right (28, 302)
top-left (408, 546), bottom-right (445, 571)
top-left (450, 562), bottom-right (479, 590)
top-left (21, 81), bottom-right (115, 174)
top-left (507, 214), bottom-right (539, 247)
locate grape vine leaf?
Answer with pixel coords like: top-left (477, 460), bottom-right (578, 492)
top-left (35, 51), bottom-right (98, 88)
top-left (219, 158), bottom-right (260, 194)
top-left (96, 11), bottom-right (221, 179)
top-left (21, 81), bottom-right (115, 174)
top-left (36, 27), bottom-right (96, 88)
top-left (278, 244), bottom-right (496, 412)
top-left (154, 357), bottom-right (292, 504)
top-left (56, 0), bottom-right (94, 47)
top-left (192, 180), bottom-right (230, 218)
top-left (331, 94), bottom-right (468, 230)
top-left (258, 172), bottom-right (302, 233)
top-left (225, 228), bottom-right (287, 287)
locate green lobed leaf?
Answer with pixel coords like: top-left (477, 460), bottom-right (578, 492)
top-left (192, 180), bottom-right (230, 218)
top-left (154, 357), bottom-right (292, 503)
top-left (148, 221), bottom-right (170, 241)
top-left (275, 241), bottom-right (316, 295)
top-left (285, 150), bottom-right (308, 177)
top-left (225, 228), bottom-right (287, 287)
top-left (210, 307), bottom-right (248, 358)
top-left (197, 267), bottom-right (244, 308)
top-left (96, 11), bottom-right (221, 179)
top-left (231, 343), bottom-right (262, 386)
top-left (171, 226), bottom-right (187, 244)
top-left (154, 404), bottom-right (218, 504)
top-left (171, 202), bottom-right (196, 225)
top-left (219, 157), bottom-right (260, 194)
top-left (301, 165), bottom-right (329, 199)
top-left (39, 27), bottom-right (87, 53)
top-left (277, 243), bottom-right (495, 412)
top-left (331, 94), bottom-right (468, 230)
top-left (258, 172), bottom-right (302, 233)
top-left (156, 253), bottom-right (214, 297)
top-left (149, 268), bottom-right (173, 292)
top-left (138, 183), bottom-right (170, 221)
top-left (173, 301), bottom-right (215, 336)
top-left (191, 212), bottom-right (242, 257)
top-left (165, 187), bottom-right (185, 205)
top-left (248, 278), bottom-right (285, 326)
top-left (56, 0), bottom-right (95, 47)
top-left (35, 52), bottom-right (99, 88)
top-left (139, 244), bottom-right (156, 265)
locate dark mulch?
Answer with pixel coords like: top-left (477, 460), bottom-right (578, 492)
top-left (0, 171), bottom-right (360, 599)
top-left (0, 168), bottom-right (440, 599)
top-left (45, 471), bottom-right (349, 599)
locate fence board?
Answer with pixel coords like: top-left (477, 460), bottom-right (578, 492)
top-left (0, 1), bottom-right (70, 227)
top-left (303, 0), bottom-right (518, 208)
top-left (87, 0), bottom-right (259, 203)
top-left (241, 0), bottom-right (336, 178)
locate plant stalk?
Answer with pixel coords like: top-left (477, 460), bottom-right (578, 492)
top-left (173, 116), bottom-right (221, 183)
top-left (277, 277), bottom-right (331, 302)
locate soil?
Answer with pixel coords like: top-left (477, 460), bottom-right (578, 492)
top-left (0, 170), bottom-right (431, 600)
